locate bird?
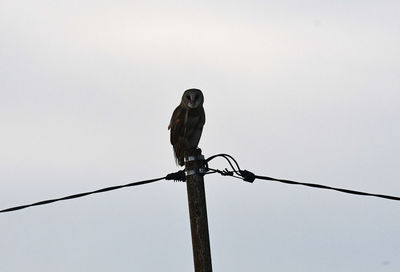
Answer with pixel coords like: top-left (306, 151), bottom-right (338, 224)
top-left (168, 89), bottom-right (206, 166)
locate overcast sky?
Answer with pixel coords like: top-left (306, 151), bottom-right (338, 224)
top-left (1, 0), bottom-right (400, 271)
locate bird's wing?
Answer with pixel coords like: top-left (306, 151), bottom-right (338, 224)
top-left (200, 106), bottom-right (206, 126)
top-left (168, 105), bottom-right (186, 145)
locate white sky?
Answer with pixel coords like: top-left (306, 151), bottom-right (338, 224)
top-left (1, 0), bottom-right (400, 271)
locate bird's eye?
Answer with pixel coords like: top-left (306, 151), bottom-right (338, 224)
top-left (186, 95), bottom-right (191, 100)
top-left (194, 94), bottom-right (199, 100)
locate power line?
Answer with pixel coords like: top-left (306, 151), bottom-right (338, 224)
top-left (253, 174), bottom-right (400, 201)
top-left (2, 153), bottom-right (400, 214)
top-left (0, 171), bottom-right (186, 213)
top-left (206, 154), bottom-right (400, 202)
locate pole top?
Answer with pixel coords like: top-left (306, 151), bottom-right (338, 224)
top-left (184, 148), bottom-right (206, 177)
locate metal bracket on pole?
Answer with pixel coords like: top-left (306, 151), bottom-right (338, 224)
top-left (185, 151), bottom-right (207, 177)
top-left (185, 154), bottom-right (205, 163)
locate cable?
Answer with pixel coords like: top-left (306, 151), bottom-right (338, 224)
top-left (254, 174), bottom-right (400, 201)
top-left (1, 171), bottom-right (186, 213)
top-left (3, 152), bottom-right (400, 213)
top-left (207, 154), bottom-right (400, 202)
top-left (207, 167), bottom-right (243, 180)
top-left (206, 154), bottom-right (241, 175)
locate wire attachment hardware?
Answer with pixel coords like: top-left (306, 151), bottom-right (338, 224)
top-left (185, 154), bottom-right (205, 163)
top-left (166, 170), bottom-right (186, 182)
top-left (184, 148), bottom-right (207, 177)
top-left (240, 170), bottom-right (255, 183)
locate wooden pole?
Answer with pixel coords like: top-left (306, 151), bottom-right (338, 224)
top-left (184, 148), bottom-right (213, 272)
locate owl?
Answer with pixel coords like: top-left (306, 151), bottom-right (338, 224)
top-left (168, 89), bottom-right (206, 166)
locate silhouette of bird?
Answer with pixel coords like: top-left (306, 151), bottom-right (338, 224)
top-left (168, 89), bottom-right (205, 166)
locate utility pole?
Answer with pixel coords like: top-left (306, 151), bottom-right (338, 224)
top-left (184, 148), bottom-right (213, 272)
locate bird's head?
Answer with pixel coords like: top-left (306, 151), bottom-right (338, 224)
top-left (182, 88), bottom-right (204, 109)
